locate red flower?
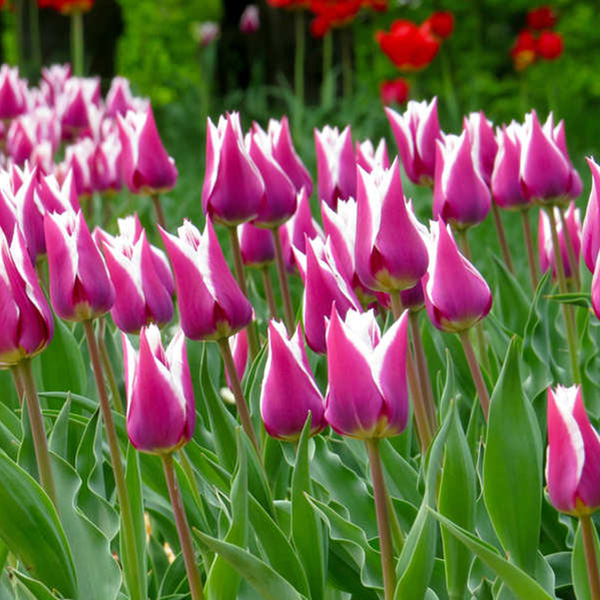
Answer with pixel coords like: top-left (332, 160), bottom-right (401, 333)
top-left (309, 0), bottom-right (362, 37)
top-left (425, 11), bottom-right (454, 39)
top-left (537, 30), bottom-right (563, 60)
top-left (362, 0), bottom-right (387, 11)
top-left (380, 78), bottom-right (410, 105)
top-left (38, 0), bottom-right (93, 13)
top-left (511, 29), bottom-right (537, 70)
top-left (376, 20), bottom-right (440, 70)
top-left (527, 5), bottom-right (557, 30)
top-left (267, 0), bottom-right (309, 8)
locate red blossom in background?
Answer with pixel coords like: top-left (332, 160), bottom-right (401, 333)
top-left (38, 0), bottom-right (93, 13)
top-left (511, 30), bottom-right (537, 70)
top-left (537, 30), bottom-right (563, 60)
top-left (424, 11), bottom-right (454, 40)
top-left (527, 5), bottom-right (557, 30)
top-left (309, 0), bottom-right (362, 37)
top-left (380, 78), bottom-right (409, 105)
top-left (376, 19), bottom-right (440, 70)
top-left (267, 0), bottom-right (309, 8)
top-left (362, 0), bottom-right (387, 12)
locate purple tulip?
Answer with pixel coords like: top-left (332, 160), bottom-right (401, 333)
top-left (261, 321), bottom-right (326, 441)
top-left (355, 138), bottom-right (390, 173)
top-left (355, 160), bottom-right (429, 292)
top-left (545, 114), bottom-right (582, 199)
top-left (239, 222), bottom-right (275, 267)
top-left (0, 66), bottom-right (27, 120)
top-left (106, 77), bottom-right (135, 118)
top-left (314, 125), bottom-right (356, 208)
top-left (38, 171), bottom-right (81, 214)
top-left (424, 220), bottom-right (492, 332)
top-left (581, 157), bottom-right (600, 273)
top-left (13, 166), bottom-right (46, 262)
top-left (123, 325), bottom-right (195, 454)
top-left (57, 77), bottom-right (100, 134)
top-left (202, 113), bottom-right (265, 225)
top-left (62, 138), bottom-right (95, 197)
top-left (400, 279), bottom-right (425, 312)
top-left (160, 219), bottom-right (252, 341)
top-left (118, 105), bottom-right (178, 195)
top-left (325, 307), bottom-right (409, 439)
top-left (41, 64), bottom-right (71, 105)
top-left (463, 111), bottom-right (498, 185)
top-left (240, 4), bottom-right (260, 34)
top-left (6, 118), bottom-right (35, 165)
top-left (93, 133), bottom-right (122, 193)
top-left (0, 226), bottom-right (54, 368)
top-left (229, 329), bottom-right (249, 383)
top-left (44, 209), bottom-right (115, 321)
top-left (433, 131), bottom-right (491, 230)
top-left (546, 385), bottom-right (600, 515)
top-left (385, 98), bottom-right (442, 186)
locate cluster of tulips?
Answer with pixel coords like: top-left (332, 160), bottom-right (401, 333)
top-left (2, 60), bottom-right (600, 600)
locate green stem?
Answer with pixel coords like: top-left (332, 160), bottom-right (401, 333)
top-left (227, 226), bottom-right (259, 359)
top-left (458, 330), bottom-right (490, 420)
top-left (162, 454), bottom-right (205, 600)
top-left (11, 368), bottom-right (24, 406)
top-left (293, 10), bottom-right (305, 138)
top-left (580, 514), bottom-right (600, 600)
top-left (440, 46), bottom-right (460, 129)
top-left (545, 207), bottom-right (580, 383)
top-left (15, 360), bottom-right (58, 508)
top-left (70, 11), bottom-right (85, 77)
top-left (83, 320), bottom-right (144, 600)
top-left (261, 267), bottom-right (278, 320)
top-left (29, 0), bottom-right (42, 76)
top-left (321, 31), bottom-right (334, 109)
top-left (97, 318), bottom-right (124, 414)
top-left (491, 202), bottom-right (514, 273)
top-left (365, 439), bottom-right (396, 600)
top-left (558, 205), bottom-right (581, 291)
top-left (15, 0), bottom-right (25, 73)
top-left (521, 209), bottom-right (539, 292)
top-left (341, 28), bottom-right (352, 100)
top-left (152, 194), bottom-right (167, 230)
top-left (271, 227), bottom-right (295, 335)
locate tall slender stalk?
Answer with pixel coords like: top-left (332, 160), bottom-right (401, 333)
top-left (545, 206), bottom-right (581, 383)
top-left (70, 11), bottom-right (85, 77)
top-left (271, 227), bottom-right (294, 334)
top-left (83, 320), bottom-right (144, 600)
top-left (15, 0), bottom-right (25, 72)
top-left (439, 46), bottom-right (460, 129)
top-left (490, 202), bottom-right (514, 273)
top-left (260, 267), bottom-right (278, 320)
top-left (458, 330), bottom-right (490, 420)
top-left (97, 318), bottom-right (124, 414)
top-left (15, 360), bottom-right (58, 507)
top-left (162, 454), bottom-right (205, 600)
top-left (11, 368), bottom-right (24, 406)
top-left (341, 28), bottom-right (352, 100)
top-left (558, 206), bottom-right (581, 291)
top-left (29, 0), bottom-right (42, 76)
top-left (365, 439), bottom-right (396, 600)
top-left (521, 208), bottom-right (539, 292)
top-left (321, 31), bottom-right (334, 109)
top-left (152, 194), bottom-right (167, 230)
top-left (293, 10), bottom-right (305, 138)
top-left (580, 514), bottom-right (600, 600)
top-left (227, 226), bottom-right (259, 359)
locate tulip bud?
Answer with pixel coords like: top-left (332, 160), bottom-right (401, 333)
top-left (325, 307), bottom-right (409, 439)
top-left (424, 220), bottom-right (492, 332)
top-left (433, 131), bottom-right (491, 229)
top-left (239, 4), bottom-right (260, 34)
top-left (400, 279), bottom-right (426, 312)
top-left (123, 326), bottom-right (196, 454)
top-left (355, 138), bottom-right (390, 173)
top-left (379, 78), bottom-right (410, 107)
top-left (355, 160), bottom-right (429, 292)
top-left (239, 222), bottom-right (275, 267)
top-left (463, 111), bottom-right (498, 185)
top-left (160, 219), bottom-right (252, 341)
top-left (202, 113), bottom-right (265, 225)
top-left (0, 66), bottom-right (27, 121)
top-left (550, 117), bottom-right (582, 199)
top-left (106, 76), bottom-right (135, 118)
top-left (44, 209), bottom-right (115, 321)
top-left (57, 77), bottom-right (99, 135)
top-left (385, 98), bottom-right (442, 186)
top-left (0, 227), bottom-right (54, 368)
top-left (261, 321), bottom-right (326, 441)
top-left (582, 157), bottom-right (600, 273)
top-left (546, 385), bottom-right (600, 515)
top-left (314, 125), bottom-right (356, 208)
top-left (41, 64), bottom-right (71, 105)
top-left (118, 105), bottom-right (178, 195)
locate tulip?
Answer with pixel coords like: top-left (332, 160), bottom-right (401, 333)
top-left (379, 78), bottom-right (410, 106)
top-left (106, 76), bottom-right (135, 117)
top-left (202, 113), bottom-right (265, 226)
top-left (123, 325), bottom-right (195, 453)
top-left (314, 125), bottom-right (356, 208)
top-left (325, 306), bottom-right (409, 438)
top-left (376, 20), bottom-right (440, 70)
top-left (118, 105), bottom-right (178, 195)
top-left (549, 116), bottom-right (582, 199)
top-left (62, 138), bottom-right (95, 197)
top-left (160, 219), bottom-right (252, 341)
top-left (491, 123), bottom-right (529, 210)
top-left (355, 161), bottom-right (429, 292)
top-left (261, 321), bottom-right (326, 441)
top-left (239, 222), bottom-right (275, 267)
top-left (400, 279), bottom-right (425, 312)
top-left (228, 329), bottom-right (249, 384)
top-left (44, 209), bottom-right (115, 321)
top-left (582, 157), bottom-right (600, 273)
top-left (463, 111), bottom-right (498, 185)
top-left (6, 118), bottom-right (36, 165)
top-left (196, 21), bottom-right (220, 47)
top-left (537, 31), bottom-right (563, 61)
top-left (511, 30), bottom-right (537, 71)
top-left (385, 98), bottom-right (441, 186)
top-left (41, 64), bottom-right (71, 105)
top-left (93, 133), bottom-right (122, 193)
top-left (240, 4), bottom-right (260, 34)
top-left (425, 11), bottom-right (454, 39)
top-left (433, 132), bottom-right (491, 230)
top-left (527, 6), bottom-right (557, 30)
top-left (295, 235), bottom-right (361, 353)
top-left (356, 138), bottom-right (390, 173)
top-left (38, 170), bottom-right (82, 214)
top-left (57, 77), bottom-right (100, 134)
top-left (0, 66), bottom-right (27, 121)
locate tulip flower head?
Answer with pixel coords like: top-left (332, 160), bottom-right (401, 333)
top-left (376, 20), bottom-right (440, 70)
top-left (582, 157), bottom-right (600, 273)
top-left (425, 11), bottom-right (454, 40)
top-left (240, 4), bottom-right (260, 34)
top-left (463, 111), bottom-right (498, 185)
top-left (537, 31), bottom-right (563, 61)
top-left (239, 222), bottom-right (275, 267)
top-left (424, 220), bottom-right (492, 332)
top-left (0, 66), bottom-right (27, 121)
top-left (379, 79), bottom-right (410, 106)
top-left (511, 30), bottom-right (537, 71)
top-left (261, 321), bottom-right (326, 441)
top-left (355, 138), bottom-right (390, 173)
top-left (546, 385), bottom-right (600, 516)
top-left (527, 6), bottom-right (557, 30)
top-left (325, 307), bottom-right (409, 439)
top-left (123, 326), bottom-right (195, 454)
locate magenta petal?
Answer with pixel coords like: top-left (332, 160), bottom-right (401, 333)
top-left (415, 97), bottom-right (441, 179)
top-left (140, 234), bottom-right (174, 327)
top-left (385, 106), bottom-right (418, 184)
top-left (240, 222), bottom-right (275, 266)
top-left (321, 199), bottom-right (356, 285)
top-left (582, 158), bottom-right (600, 273)
top-left (492, 126), bottom-right (529, 209)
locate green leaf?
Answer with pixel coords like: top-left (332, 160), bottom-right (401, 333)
top-left (491, 254), bottom-right (531, 335)
top-left (195, 530), bottom-right (306, 600)
top-left (439, 403), bottom-right (476, 600)
top-left (0, 400), bottom-right (21, 459)
top-left (0, 451), bottom-right (76, 597)
top-left (10, 570), bottom-right (60, 600)
top-left (48, 393), bottom-right (71, 458)
top-left (546, 292), bottom-right (591, 308)
top-left (572, 520), bottom-right (600, 600)
top-left (483, 338), bottom-right (543, 575)
top-left (429, 510), bottom-right (555, 600)
top-left (292, 416), bottom-right (326, 600)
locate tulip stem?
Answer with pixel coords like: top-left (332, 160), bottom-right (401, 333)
top-left (521, 209), bottom-right (539, 292)
top-left (580, 514), bottom-right (600, 600)
top-left (162, 454), bottom-right (205, 600)
top-left (97, 318), bottom-right (124, 414)
top-left (408, 311), bottom-right (437, 439)
top-left (29, 0), bottom-right (42, 76)
top-left (491, 202), bottom-right (515, 274)
top-left (545, 207), bottom-right (581, 383)
top-left (458, 330), bottom-right (490, 420)
top-left (83, 320), bottom-right (145, 600)
top-left (11, 368), bottom-right (24, 406)
top-left (390, 292), bottom-right (433, 451)
top-left (341, 28), bottom-right (352, 100)
top-left (217, 338), bottom-right (261, 460)
top-left (293, 10), bottom-right (305, 138)
top-left (271, 227), bottom-right (295, 335)
top-left (365, 438), bottom-right (396, 600)
top-left (321, 31), bottom-right (334, 109)
top-left (558, 206), bottom-right (581, 291)
top-left (70, 11), bottom-right (85, 76)
top-left (227, 226), bottom-right (260, 359)
top-left (261, 268), bottom-right (279, 320)
top-left (152, 194), bottom-right (167, 230)
top-left (14, 360), bottom-right (58, 508)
